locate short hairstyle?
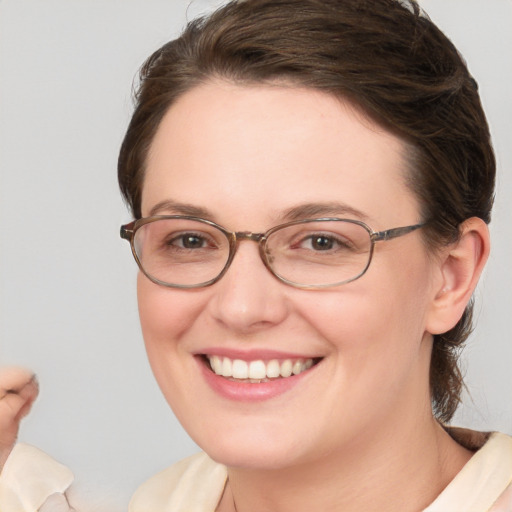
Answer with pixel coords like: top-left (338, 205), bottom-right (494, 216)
top-left (118, 0), bottom-right (495, 422)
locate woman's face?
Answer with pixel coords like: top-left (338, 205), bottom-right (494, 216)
top-left (138, 82), bottom-right (442, 470)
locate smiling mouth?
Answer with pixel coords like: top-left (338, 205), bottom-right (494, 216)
top-left (203, 355), bottom-right (321, 383)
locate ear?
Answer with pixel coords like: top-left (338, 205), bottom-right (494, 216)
top-left (425, 217), bottom-right (490, 335)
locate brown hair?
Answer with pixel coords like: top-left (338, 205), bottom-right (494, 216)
top-left (118, 0), bottom-right (495, 422)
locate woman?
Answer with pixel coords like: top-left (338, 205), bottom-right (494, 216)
top-left (1, 0), bottom-right (511, 510)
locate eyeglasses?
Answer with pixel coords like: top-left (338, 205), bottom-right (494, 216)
top-left (120, 216), bottom-right (425, 289)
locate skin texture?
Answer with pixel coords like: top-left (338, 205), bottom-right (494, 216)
top-left (0, 368), bottom-right (38, 470)
top-left (0, 82), bottom-right (489, 510)
top-left (138, 82), bottom-right (489, 511)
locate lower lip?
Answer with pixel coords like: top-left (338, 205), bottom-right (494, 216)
top-left (197, 357), bottom-right (316, 402)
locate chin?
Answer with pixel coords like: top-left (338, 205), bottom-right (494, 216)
top-left (185, 418), bottom-right (317, 471)
top-left (205, 442), bottom-right (304, 471)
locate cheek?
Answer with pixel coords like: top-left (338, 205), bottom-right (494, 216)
top-left (299, 277), bottom-right (429, 349)
top-left (136, 273), bottom-right (205, 377)
top-left (136, 273), bottom-right (215, 421)
top-left (137, 273), bottom-right (201, 340)
top-left (296, 253), bottom-right (435, 388)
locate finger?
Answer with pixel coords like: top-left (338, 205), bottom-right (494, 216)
top-left (0, 369), bottom-right (39, 427)
top-left (12, 377), bottom-right (39, 420)
top-left (0, 395), bottom-right (25, 459)
top-left (0, 367), bottom-right (37, 397)
top-left (0, 388), bottom-right (38, 427)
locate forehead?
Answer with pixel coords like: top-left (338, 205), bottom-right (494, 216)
top-left (142, 82), bottom-right (419, 228)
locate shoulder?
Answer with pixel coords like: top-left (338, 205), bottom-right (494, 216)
top-left (0, 443), bottom-right (74, 512)
top-left (129, 452), bottom-right (228, 512)
top-left (425, 431), bottom-right (512, 512)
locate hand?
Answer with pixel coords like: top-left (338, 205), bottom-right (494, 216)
top-left (0, 367), bottom-right (39, 471)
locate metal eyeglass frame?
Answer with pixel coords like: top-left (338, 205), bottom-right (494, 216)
top-left (120, 215), bottom-right (425, 290)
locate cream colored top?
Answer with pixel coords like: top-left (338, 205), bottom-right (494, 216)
top-left (0, 444), bottom-right (73, 512)
top-left (1, 431), bottom-right (511, 511)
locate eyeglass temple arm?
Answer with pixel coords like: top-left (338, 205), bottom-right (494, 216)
top-left (120, 222), bottom-right (136, 241)
top-left (372, 223), bottom-right (425, 242)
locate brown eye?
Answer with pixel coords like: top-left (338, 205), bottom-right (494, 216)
top-left (311, 235), bottom-right (334, 251)
top-left (166, 233), bottom-right (211, 250)
top-left (296, 233), bottom-right (352, 252)
top-left (181, 235), bottom-right (205, 249)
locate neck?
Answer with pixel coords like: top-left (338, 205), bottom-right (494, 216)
top-left (220, 414), bottom-right (472, 512)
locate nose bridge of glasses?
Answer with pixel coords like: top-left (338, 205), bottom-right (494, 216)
top-left (230, 231), bottom-right (271, 268)
top-left (234, 231), bottom-right (265, 243)
top-left (220, 231), bottom-right (272, 281)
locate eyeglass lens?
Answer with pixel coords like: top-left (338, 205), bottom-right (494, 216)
top-left (132, 218), bottom-right (373, 288)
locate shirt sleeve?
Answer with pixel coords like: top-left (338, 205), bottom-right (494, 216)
top-left (0, 443), bottom-right (74, 512)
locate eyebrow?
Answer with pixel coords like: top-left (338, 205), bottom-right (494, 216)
top-left (148, 200), bottom-right (214, 219)
top-left (148, 199), bottom-right (369, 224)
top-left (276, 202), bottom-right (370, 223)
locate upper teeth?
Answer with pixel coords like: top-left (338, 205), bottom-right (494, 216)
top-left (207, 356), bottom-right (314, 380)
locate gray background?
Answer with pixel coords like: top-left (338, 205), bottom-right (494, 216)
top-left (1, 0), bottom-right (511, 509)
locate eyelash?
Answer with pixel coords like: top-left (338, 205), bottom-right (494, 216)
top-left (165, 232), bottom-right (214, 250)
top-left (291, 233), bottom-right (354, 252)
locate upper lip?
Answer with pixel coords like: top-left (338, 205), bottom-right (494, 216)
top-left (194, 347), bottom-right (322, 361)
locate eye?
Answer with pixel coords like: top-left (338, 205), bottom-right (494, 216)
top-left (309, 235), bottom-right (335, 251)
top-left (167, 232), bottom-right (214, 250)
top-left (297, 233), bottom-right (353, 252)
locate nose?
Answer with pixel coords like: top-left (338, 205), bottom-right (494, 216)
top-left (206, 240), bottom-right (290, 334)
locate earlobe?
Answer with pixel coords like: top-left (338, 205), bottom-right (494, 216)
top-left (426, 217), bottom-right (490, 335)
